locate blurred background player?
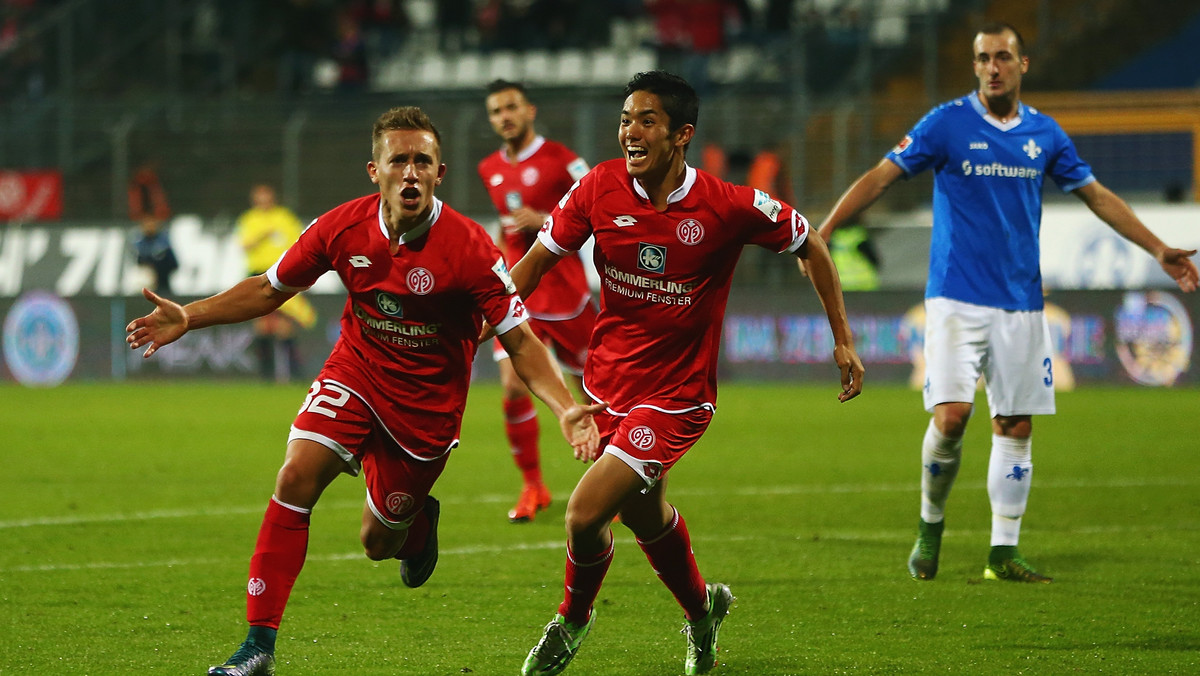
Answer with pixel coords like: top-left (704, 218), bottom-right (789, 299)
top-left (810, 21), bottom-right (1198, 584)
top-left (127, 106), bottom-right (602, 676)
top-left (236, 183), bottom-right (317, 382)
top-left (478, 79), bottom-right (597, 523)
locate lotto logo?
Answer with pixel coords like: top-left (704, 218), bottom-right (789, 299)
top-left (247, 578), bottom-right (267, 596)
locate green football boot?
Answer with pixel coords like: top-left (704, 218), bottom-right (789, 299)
top-left (208, 639), bottom-right (275, 676)
top-left (683, 583), bottom-right (735, 675)
top-left (522, 611), bottom-right (596, 676)
top-left (984, 546), bottom-right (1052, 583)
top-left (907, 519), bottom-right (944, 580)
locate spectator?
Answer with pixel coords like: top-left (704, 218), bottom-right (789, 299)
top-left (128, 160), bottom-right (177, 294)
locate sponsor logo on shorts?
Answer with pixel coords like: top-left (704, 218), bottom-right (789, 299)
top-left (385, 492), bottom-right (415, 516)
top-left (406, 267), bottom-right (435, 295)
top-left (629, 425), bottom-right (656, 451)
top-left (247, 578), bottom-right (267, 596)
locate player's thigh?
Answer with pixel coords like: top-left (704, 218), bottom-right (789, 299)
top-left (984, 310), bottom-right (1056, 417)
top-left (923, 298), bottom-right (989, 411)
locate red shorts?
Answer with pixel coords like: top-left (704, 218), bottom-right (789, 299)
top-left (492, 301), bottom-right (597, 375)
top-left (597, 406), bottom-right (713, 491)
top-left (289, 379), bottom-right (449, 529)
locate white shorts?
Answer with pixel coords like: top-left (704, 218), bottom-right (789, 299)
top-left (922, 297), bottom-right (1056, 418)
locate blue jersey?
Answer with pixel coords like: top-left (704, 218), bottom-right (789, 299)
top-left (886, 93), bottom-right (1094, 310)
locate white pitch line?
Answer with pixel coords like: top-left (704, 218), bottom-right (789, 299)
top-left (1, 477), bottom-right (1195, 531)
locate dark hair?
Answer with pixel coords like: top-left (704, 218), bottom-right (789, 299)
top-left (977, 21), bottom-right (1026, 56)
top-left (623, 70), bottom-right (699, 134)
top-left (372, 106), bottom-right (441, 159)
top-left (486, 78), bottom-right (528, 98)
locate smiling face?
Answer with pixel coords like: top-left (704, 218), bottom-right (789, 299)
top-left (618, 90), bottom-right (692, 180)
top-left (486, 87), bottom-right (536, 149)
top-left (973, 28), bottom-right (1027, 104)
top-left (368, 128), bottom-right (446, 224)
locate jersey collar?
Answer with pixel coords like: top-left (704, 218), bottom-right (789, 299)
top-left (969, 91), bottom-right (1025, 132)
top-left (505, 135), bottom-right (545, 163)
top-left (631, 163), bottom-right (697, 205)
top-left (376, 196), bottom-right (443, 247)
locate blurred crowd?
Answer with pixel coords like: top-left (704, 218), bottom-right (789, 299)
top-left (0, 0), bottom-right (871, 100)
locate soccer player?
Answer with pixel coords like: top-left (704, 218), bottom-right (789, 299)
top-left (808, 22), bottom-right (1198, 584)
top-left (478, 79), bottom-right (598, 524)
top-left (126, 106), bottom-right (604, 676)
top-left (509, 71), bottom-right (864, 675)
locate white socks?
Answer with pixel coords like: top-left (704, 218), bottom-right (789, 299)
top-left (919, 419), bottom-right (962, 524)
top-left (987, 434), bottom-right (1032, 547)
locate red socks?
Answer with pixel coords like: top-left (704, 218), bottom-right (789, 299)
top-left (504, 395), bottom-right (542, 485)
top-left (637, 508), bottom-right (708, 621)
top-left (558, 538), bottom-right (615, 626)
top-left (246, 497), bottom-right (311, 629)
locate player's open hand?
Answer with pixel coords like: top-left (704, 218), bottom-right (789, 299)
top-left (559, 401), bottom-right (608, 462)
top-left (1159, 247), bottom-right (1199, 293)
top-left (125, 287), bottom-right (189, 358)
top-left (834, 343), bottom-right (864, 402)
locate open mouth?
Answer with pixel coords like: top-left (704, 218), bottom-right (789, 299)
top-left (626, 146), bottom-right (648, 163)
top-left (400, 187), bottom-right (421, 203)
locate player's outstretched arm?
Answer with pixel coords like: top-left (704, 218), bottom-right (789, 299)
top-left (1074, 181), bottom-right (1199, 293)
top-left (798, 233), bottom-right (864, 402)
top-left (799, 159), bottom-right (902, 277)
top-left (500, 322), bottom-right (606, 461)
top-left (126, 275), bottom-right (293, 358)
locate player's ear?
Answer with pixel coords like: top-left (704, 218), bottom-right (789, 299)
top-left (367, 161), bottom-right (380, 184)
top-left (436, 163), bottom-right (447, 184)
top-left (674, 124), bottom-right (695, 149)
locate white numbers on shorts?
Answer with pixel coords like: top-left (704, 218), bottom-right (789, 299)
top-left (299, 380), bottom-right (351, 418)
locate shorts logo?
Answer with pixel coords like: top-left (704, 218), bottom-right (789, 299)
top-left (637, 243), bottom-right (666, 274)
top-left (247, 577), bottom-right (267, 596)
top-left (629, 425), bottom-right (656, 451)
top-left (511, 298), bottom-right (527, 319)
top-left (406, 267), bottom-right (435, 295)
top-left (676, 219), bottom-right (704, 245)
top-left (642, 462), bottom-right (663, 480)
top-left (376, 291), bottom-right (403, 317)
top-left (385, 492), bottom-right (415, 516)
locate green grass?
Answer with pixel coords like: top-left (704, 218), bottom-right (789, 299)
top-left (1, 382), bottom-right (1198, 675)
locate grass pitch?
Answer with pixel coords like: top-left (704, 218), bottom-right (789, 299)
top-left (1, 381), bottom-right (1198, 674)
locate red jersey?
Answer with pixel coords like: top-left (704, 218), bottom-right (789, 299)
top-left (268, 194), bottom-right (528, 457)
top-left (539, 160), bottom-right (809, 414)
top-left (478, 135), bottom-right (592, 321)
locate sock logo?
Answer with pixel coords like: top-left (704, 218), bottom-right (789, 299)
top-left (1006, 465), bottom-right (1029, 481)
top-left (927, 462), bottom-right (943, 476)
top-left (247, 577), bottom-right (267, 596)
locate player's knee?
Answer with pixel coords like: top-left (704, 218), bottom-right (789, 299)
top-left (933, 404), bottom-right (973, 437)
top-left (360, 525), bottom-right (404, 561)
top-left (563, 503), bottom-right (609, 542)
